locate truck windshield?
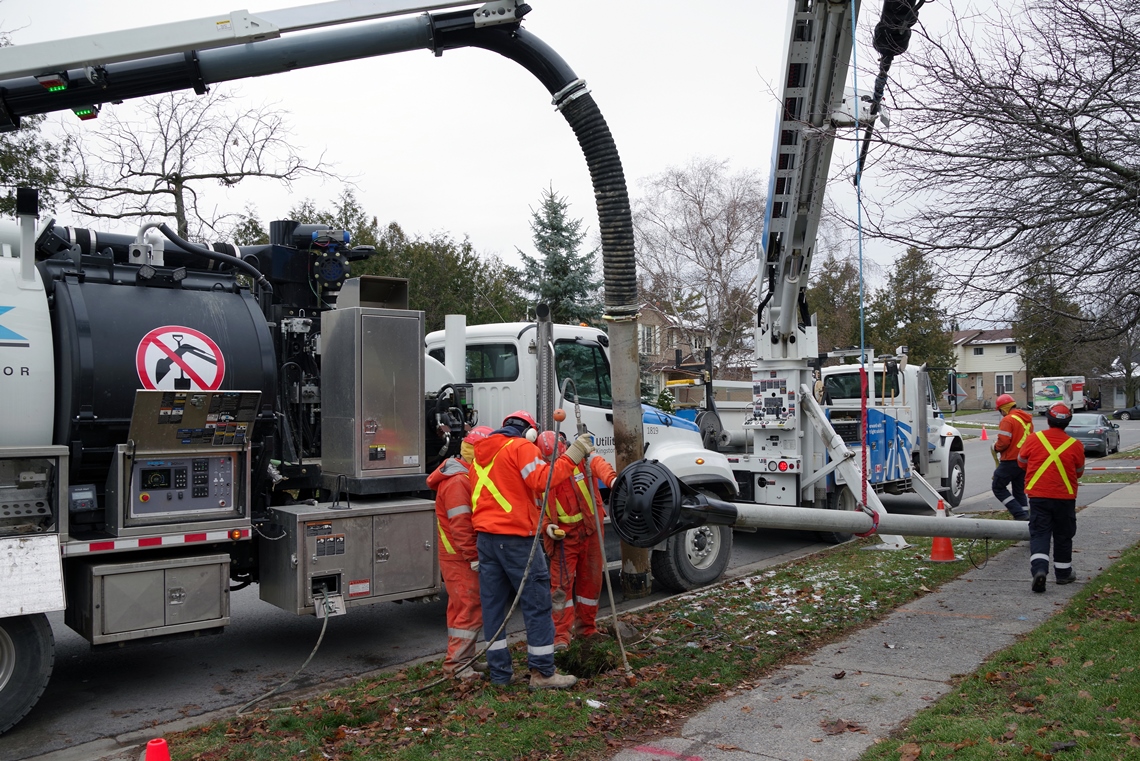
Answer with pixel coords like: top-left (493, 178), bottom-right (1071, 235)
top-left (825, 371), bottom-right (901, 401)
top-left (554, 340), bottom-right (612, 408)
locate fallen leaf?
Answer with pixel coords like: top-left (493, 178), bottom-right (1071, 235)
top-left (715, 744), bottom-right (740, 751)
top-left (1049, 657), bottom-right (1066, 667)
top-left (898, 742), bottom-right (922, 761)
top-left (1129, 733), bottom-right (1140, 748)
top-left (859, 682), bottom-right (870, 687)
top-left (1052, 740), bottom-right (1077, 751)
top-left (1082, 660), bottom-right (1094, 668)
top-left (810, 737), bottom-right (822, 742)
top-left (1078, 690), bottom-right (1092, 699)
top-left (832, 671), bottom-right (846, 680)
top-left (919, 585), bottom-right (931, 592)
top-left (741, 705), bottom-right (752, 713)
top-left (1073, 730), bottom-right (1089, 737)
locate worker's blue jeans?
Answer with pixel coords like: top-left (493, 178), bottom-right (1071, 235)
top-left (992, 460), bottom-right (1029, 519)
top-left (477, 533), bottom-right (556, 683)
top-left (1028, 496), bottom-right (1076, 581)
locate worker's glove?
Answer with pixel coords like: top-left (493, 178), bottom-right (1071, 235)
top-left (469, 561), bottom-right (479, 572)
top-left (546, 524), bottom-right (566, 540)
top-left (566, 433), bottom-right (595, 465)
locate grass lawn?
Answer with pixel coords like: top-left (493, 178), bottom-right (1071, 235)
top-left (170, 527), bottom-right (1021, 761)
top-left (860, 542), bottom-right (1140, 761)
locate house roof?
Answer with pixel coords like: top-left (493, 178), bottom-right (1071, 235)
top-left (953, 328), bottom-right (1015, 347)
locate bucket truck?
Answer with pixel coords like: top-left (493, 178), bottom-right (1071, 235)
top-left (0, 0), bottom-right (668, 735)
top-left (610, 1), bottom-right (1014, 553)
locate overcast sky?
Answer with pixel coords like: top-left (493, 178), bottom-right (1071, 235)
top-left (2, 0), bottom-right (929, 274)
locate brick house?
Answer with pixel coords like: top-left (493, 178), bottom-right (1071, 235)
top-left (951, 328), bottom-right (1028, 410)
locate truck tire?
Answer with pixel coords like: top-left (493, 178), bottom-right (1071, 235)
top-left (652, 525), bottom-right (733, 593)
top-left (0, 614), bottom-right (54, 735)
top-left (942, 452), bottom-right (966, 508)
top-left (817, 488), bottom-right (858, 544)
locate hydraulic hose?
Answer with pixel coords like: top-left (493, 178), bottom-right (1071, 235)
top-left (157, 223), bottom-right (273, 295)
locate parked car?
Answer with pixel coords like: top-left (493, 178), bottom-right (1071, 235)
top-left (1112, 405), bottom-right (1140, 421)
top-left (1068, 413), bottom-right (1120, 456)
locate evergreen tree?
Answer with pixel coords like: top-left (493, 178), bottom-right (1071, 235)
top-left (805, 252), bottom-right (863, 354)
top-left (0, 114), bottom-right (60, 217)
top-left (865, 247), bottom-right (954, 368)
top-left (287, 189), bottom-right (379, 248)
top-left (230, 205), bottom-right (270, 245)
top-left (1012, 267), bottom-right (1085, 380)
top-left (517, 186), bottom-right (602, 324)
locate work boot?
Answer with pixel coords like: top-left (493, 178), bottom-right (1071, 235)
top-left (1056, 574), bottom-right (1077, 585)
top-left (470, 660), bottom-right (490, 673)
top-left (1032, 572), bottom-right (1047, 594)
top-left (529, 669), bottom-right (577, 690)
top-left (553, 640), bottom-right (569, 652)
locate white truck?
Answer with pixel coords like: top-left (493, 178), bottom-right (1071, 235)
top-left (1032, 376), bottom-right (1086, 414)
top-left (615, 0), bottom-right (961, 549)
top-left (424, 319), bottom-right (739, 591)
top-left (0, 0), bottom-right (668, 736)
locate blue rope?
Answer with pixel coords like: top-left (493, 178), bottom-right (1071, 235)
top-left (851, 0), bottom-right (869, 509)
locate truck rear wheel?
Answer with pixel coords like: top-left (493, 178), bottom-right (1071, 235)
top-left (0, 614), bottom-right (54, 735)
top-left (817, 488), bottom-right (858, 544)
top-left (942, 452), bottom-right (966, 507)
top-left (652, 525), bottom-right (733, 592)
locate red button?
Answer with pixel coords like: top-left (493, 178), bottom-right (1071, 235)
top-left (140, 493), bottom-right (150, 502)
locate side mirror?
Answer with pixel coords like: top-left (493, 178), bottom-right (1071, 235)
top-left (1113, 423), bottom-right (1119, 429)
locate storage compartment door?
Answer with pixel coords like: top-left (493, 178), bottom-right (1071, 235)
top-left (372, 510), bottom-right (436, 597)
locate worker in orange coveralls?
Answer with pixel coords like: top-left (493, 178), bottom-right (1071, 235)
top-left (426, 425), bottom-right (493, 680)
top-left (536, 430), bottom-right (618, 650)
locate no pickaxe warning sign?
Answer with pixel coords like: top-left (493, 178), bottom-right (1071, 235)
top-left (136, 326), bottom-right (226, 390)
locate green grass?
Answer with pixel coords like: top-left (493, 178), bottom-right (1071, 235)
top-left (860, 542), bottom-right (1140, 761)
top-left (1079, 472), bottom-right (1140, 484)
top-left (170, 525), bottom-right (1021, 761)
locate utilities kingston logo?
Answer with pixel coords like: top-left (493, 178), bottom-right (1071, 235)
top-left (0, 306), bottom-right (30, 348)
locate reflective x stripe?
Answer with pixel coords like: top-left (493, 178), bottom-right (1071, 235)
top-left (446, 504), bottom-right (471, 518)
top-left (437, 522), bottom-right (456, 554)
top-left (573, 471), bottom-right (597, 515)
top-left (1013, 416), bottom-right (1033, 447)
top-left (555, 497), bottom-right (584, 524)
top-left (1026, 433), bottom-right (1077, 495)
top-left (471, 440), bottom-right (516, 514)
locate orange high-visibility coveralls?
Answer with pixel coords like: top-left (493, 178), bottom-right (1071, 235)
top-left (544, 453), bottom-right (617, 647)
top-left (427, 457), bottom-right (481, 677)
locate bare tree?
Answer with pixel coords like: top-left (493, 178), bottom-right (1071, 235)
top-left (633, 158), bottom-right (765, 375)
top-left (855, 0), bottom-right (1140, 337)
top-left (60, 89), bottom-right (337, 237)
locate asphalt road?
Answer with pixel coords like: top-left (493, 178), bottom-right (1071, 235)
top-left (5, 416), bottom-right (1138, 761)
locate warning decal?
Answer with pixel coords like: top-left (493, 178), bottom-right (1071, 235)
top-left (136, 326), bottom-right (226, 391)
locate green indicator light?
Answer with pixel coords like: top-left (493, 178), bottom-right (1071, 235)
top-left (48, 84), bottom-right (67, 93)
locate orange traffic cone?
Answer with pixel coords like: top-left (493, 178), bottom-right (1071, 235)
top-left (145, 739), bottom-right (172, 761)
top-left (980, 425), bottom-right (988, 441)
top-left (929, 499), bottom-right (958, 562)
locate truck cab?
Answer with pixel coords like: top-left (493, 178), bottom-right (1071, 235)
top-left (821, 358), bottom-right (965, 506)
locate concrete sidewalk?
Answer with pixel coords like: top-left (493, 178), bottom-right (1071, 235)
top-left (610, 484), bottom-right (1140, 761)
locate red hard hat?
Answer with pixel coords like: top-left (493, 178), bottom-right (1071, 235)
top-left (536, 430), bottom-right (566, 458)
top-left (463, 425), bottom-right (493, 444)
top-left (1046, 403), bottom-right (1072, 425)
top-left (502, 410), bottom-right (538, 430)
top-left (995, 393), bottom-right (1016, 410)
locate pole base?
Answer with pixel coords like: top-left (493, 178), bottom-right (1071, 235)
top-left (620, 571), bottom-right (651, 599)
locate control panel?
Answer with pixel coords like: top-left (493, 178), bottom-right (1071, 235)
top-left (129, 455), bottom-right (236, 520)
top-left (746, 369), bottom-right (799, 429)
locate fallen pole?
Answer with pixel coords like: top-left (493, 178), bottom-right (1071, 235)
top-left (608, 459), bottom-right (1031, 548)
top-left (730, 503), bottom-right (1029, 542)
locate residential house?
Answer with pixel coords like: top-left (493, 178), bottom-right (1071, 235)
top-left (637, 303), bottom-right (708, 399)
top-left (951, 329), bottom-right (1028, 410)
